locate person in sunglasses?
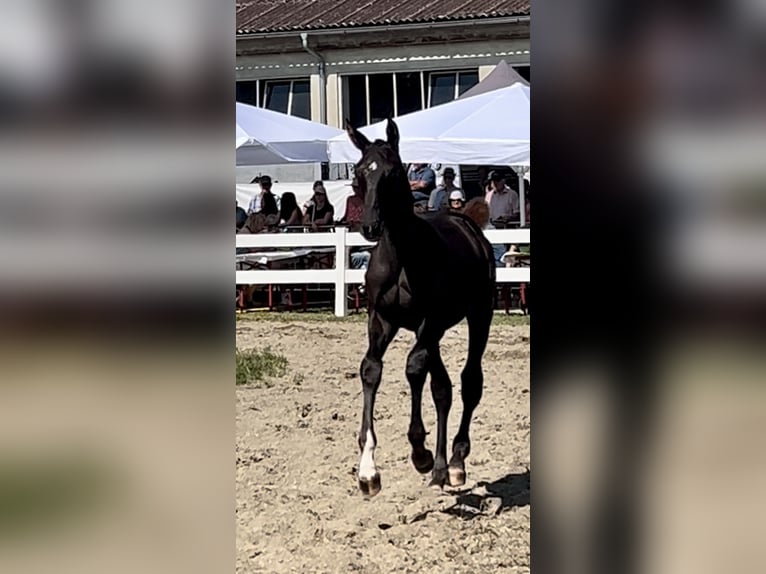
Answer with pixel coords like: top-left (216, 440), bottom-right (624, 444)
top-left (448, 189), bottom-right (466, 212)
top-left (303, 180), bottom-right (335, 231)
top-left (428, 167), bottom-right (462, 211)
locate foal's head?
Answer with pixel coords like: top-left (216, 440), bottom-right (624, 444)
top-left (346, 118), bottom-right (411, 241)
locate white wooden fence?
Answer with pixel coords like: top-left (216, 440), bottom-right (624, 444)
top-left (236, 228), bottom-right (530, 316)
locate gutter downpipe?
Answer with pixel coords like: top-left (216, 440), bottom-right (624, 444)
top-left (300, 32), bottom-right (327, 125)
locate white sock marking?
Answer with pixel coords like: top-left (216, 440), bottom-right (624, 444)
top-left (358, 430), bottom-right (378, 481)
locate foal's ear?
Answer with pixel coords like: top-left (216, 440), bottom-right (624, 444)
top-left (386, 117), bottom-right (400, 154)
top-left (345, 119), bottom-right (370, 153)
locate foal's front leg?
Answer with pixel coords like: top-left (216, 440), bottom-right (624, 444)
top-left (406, 325), bottom-right (452, 488)
top-left (405, 343), bottom-right (434, 474)
top-left (358, 312), bottom-right (397, 496)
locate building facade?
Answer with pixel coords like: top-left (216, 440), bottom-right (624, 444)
top-left (235, 0), bottom-right (530, 181)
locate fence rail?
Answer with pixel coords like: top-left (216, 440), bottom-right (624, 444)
top-left (236, 228), bottom-right (530, 316)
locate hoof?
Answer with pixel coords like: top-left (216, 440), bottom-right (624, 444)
top-left (412, 449), bottom-right (434, 474)
top-left (428, 466), bottom-right (449, 489)
top-left (358, 473), bottom-right (381, 497)
top-left (448, 466), bottom-right (466, 487)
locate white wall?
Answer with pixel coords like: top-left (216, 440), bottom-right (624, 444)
top-left (236, 164), bottom-right (321, 184)
top-left (237, 181), bottom-right (354, 219)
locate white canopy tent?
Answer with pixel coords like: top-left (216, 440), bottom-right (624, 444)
top-left (326, 83), bottom-right (530, 166)
top-left (327, 82), bottom-right (530, 225)
top-left (236, 102), bottom-right (344, 166)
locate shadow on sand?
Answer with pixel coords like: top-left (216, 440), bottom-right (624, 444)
top-left (442, 469), bottom-right (530, 520)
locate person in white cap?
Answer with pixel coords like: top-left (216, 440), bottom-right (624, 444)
top-left (428, 167), bottom-right (462, 211)
top-left (448, 189), bottom-right (466, 212)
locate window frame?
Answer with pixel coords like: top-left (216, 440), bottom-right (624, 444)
top-left (427, 70), bottom-right (479, 106)
top-left (261, 79), bottom-right (311, 119)
top-left (235, 79), bottom-right (261, 107)
top-left (340, 68), bottom-right (479, 126)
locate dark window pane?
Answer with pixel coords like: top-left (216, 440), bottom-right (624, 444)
top-left (429, 74), bottom-right (456, 107)
top-left (263, 82), bottom-right (290, 114)
top-left (236, 81), bottom-right (258, 106)
top-left (368, 73), bottom-right (394, 124)
top-left (395, 72), bottom-right (422, 116)
top-left (290, 80), bottom-right (311, 119)
top-left (458, 71), bottom-right (479, 95)
top-left (514, 65), bottom-right (531, 82)
top-left (344, 75), bottom-right (367, 127)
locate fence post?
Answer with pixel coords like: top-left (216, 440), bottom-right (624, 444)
top-left (334, 228), bottom-right (348, 317)
top-left (517, 167), bottom-right (527, 228)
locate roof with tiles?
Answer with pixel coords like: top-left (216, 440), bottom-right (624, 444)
top-left (236, 0), bottom-right (530, 34)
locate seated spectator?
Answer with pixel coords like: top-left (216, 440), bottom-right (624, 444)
top-left (342, 176), bottom-right (372, 270)
top-left (501, 244), bottom-right (522, 267)
top-left (485, 170), bottom-right (519, 225)
top-left (429, 167), bottom-right (462, 211)
top-left (278, 192), bottom-right (302, 229)
top-left (340, 177), bottom-right (364, 232)
top-left (408, 163), bottom-right (435, 204)
top-left (239, 212), bottom-right (268, 234)
top-left (303, 180), bottom-right (335, 231)
top-left (236, 201), bottom-right (247, 231)
top-left (448, 189), bottom-right (466, 212)
top-left (350, 250), bottom-right (370, 270)
top-left (464, 198), bottom-right (506, 267)
top-left (259, 179), bottom-right (278, 218)
top-left (247, 176), bottom-right (263, 214)
top-left (248, 174), bottom-right (278, 217)
top-left (264, 214), bottom-right (280, 232)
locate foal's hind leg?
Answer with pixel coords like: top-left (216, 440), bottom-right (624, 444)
top-left (358, 311), bottom-right (398, 497)
top-left (448, 309), bottom-right (491, 486)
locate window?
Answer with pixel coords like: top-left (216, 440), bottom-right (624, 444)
top-left (236, 81), bottom-right (258, 106)
top-left (514, 66), bottom-right (531, 82)
top-left (429, 74), bottom-right (456, 107)
top-left (343, 73), bottom-right (396, 126)
top-left (344, 75), bottom-right (367, 127)
top-left (235, 78), bottom-right (311, 119)
top-left (341, 69), bottom-right (476, 126)
top-left (428, 71), bottom-right (479, 106)
top-left (262, 79), bottom-right (311, 119)
top-left (458, 71), bottom-right (479, 95)
top-left (368, 74), bottom-right (394, 124)
top-left (395, 72), bottom-right (422, 116)
top-left (262, 81), bottom-right (290, 113)
top-left (290, 80), bottom-right (311, 120)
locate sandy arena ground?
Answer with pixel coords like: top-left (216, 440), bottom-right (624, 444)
top-left (236, 315), bottom-right (530, 573)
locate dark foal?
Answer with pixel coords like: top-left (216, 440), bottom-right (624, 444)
top-left (348, 119), bottom-right (496, 497)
